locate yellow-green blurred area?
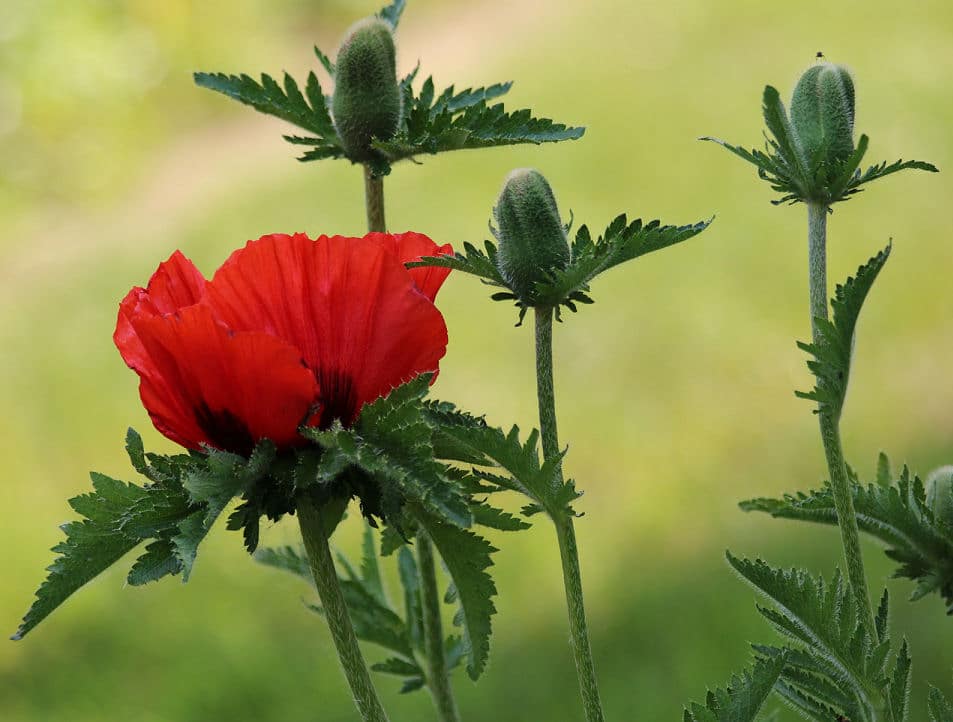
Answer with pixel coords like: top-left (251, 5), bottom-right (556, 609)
top-left (2, 0), bottom-right (952, 719)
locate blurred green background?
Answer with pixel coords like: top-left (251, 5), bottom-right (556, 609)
top-left (3, 0), bottom-right (951, 719)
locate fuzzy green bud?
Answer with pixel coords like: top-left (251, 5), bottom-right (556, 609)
top-left (926, 466), bottom-right (953, 525)
top-left (332, 18), bottom-right (401, 162)
top-left (790, 62), bottom-right (856, 167)
top-left (493, 168), bottom-right (570, 303)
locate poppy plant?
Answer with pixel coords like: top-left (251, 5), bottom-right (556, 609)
top-left (115, 231), bottom-right (453, 456)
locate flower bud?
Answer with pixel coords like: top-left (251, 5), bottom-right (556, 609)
top-left (493, 169), bottom-right (570, 304)
top-left (332, 18), bottom-right (401, 162)
top-left (790, 62), bottom-right (855, 167)
top-left (926, 466), bottom-right (953, 525)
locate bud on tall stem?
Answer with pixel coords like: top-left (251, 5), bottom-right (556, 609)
top-left (494, 168), bottom-right (571, 304)
top-left (791, 62), bottom-right (856, 168)
top-left (332, 18), bottom-right (402, 162)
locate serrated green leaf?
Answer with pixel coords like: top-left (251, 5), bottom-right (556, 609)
top-left (683, 652), bottom-right (786, 722)
top-left (417, 511), bottom-right (497, 679)
top-left (360, 523), bottom-right (387, 606)
top-left (377, 0), bottom-right (406, 28)
top-left (127, 537), bottom-right (182, 586)
top-left (371, 657), bottom-right (422, 677)
top-left (742, 460), bottom-right (953, 614)
top-left (194, 70), bottom-right (344, 162)
top-left (397, 546), bottom-right (424, 651)
top-left (303, 376), bottom-right (473, 528)
top-left (727, 554), bottom-right (893, 722)
top-left (373, 76), bottom-right (583, 164)
top-left (424, 415), bottom-right (577, 519)
top-left (311, 578), bottom-right (414, 660)
top-left (13, 474), bottom-right (146, 639)
top-left (704, 84), bottom-right (936, 205)
top-left (795, 245), bottom-right (891, 418)
top-left (888, 640), bottom-right (912, 722)
top-left (530, 214), bottom-right (712, 310)
top-left (470, 501), bottom-right (531, 531)
top-left (254, 545), bottom-right (312, 581)
top-left (930, 687), bottom-right (953, 722)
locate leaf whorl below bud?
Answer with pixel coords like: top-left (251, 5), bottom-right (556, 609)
top-left (493, 168), bottom-right (571, 305)
top-left (790, 62), bottom-right (856, 168)
top-left (332, 17), bottom-right (402, 162)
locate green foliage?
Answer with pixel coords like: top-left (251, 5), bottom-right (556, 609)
top-left (683, 653), bottom-right (786, 722)
top-left (302, 375), bottom-right (473, 529)
top-left (194, 69), bottom-right (344, 163)
top-left (741, 456), bottom-right (953, 614)
top-left (14, 430), bottom-right (276, 639)
top-left (795, 245), bottom-right (891, 419)
top-left (728, 554), bottom-right (911, 722)
top-left (372, 75), bottom-right (584, 176)
top-left (703, 84), bottom-right (937, 205)
top-left (253, 544), bottom-right (312, 580)
top-left (417, 511), bottom-right (498, 680)
top-left (930, 687), bottom-right (953, 722)
top-left (195, 0), bottom-right (583, 176)
top-left (410, 211), bottom-right (710, 320)
top-left (422, 402), bottom-right (579, 519)
top-left (376, 0), bottom-right (406, 29)
top-left (257, 524), bottom-right (480, 695)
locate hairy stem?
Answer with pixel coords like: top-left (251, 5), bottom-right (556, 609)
top-left (364, 165), bottom-right (387, 233)
top-left (297, 495), bottom-right (390, 722)
top-left (362, 170), bottom-right (462, 720)
top-left (534, 306), bottom-right (606, 722)
top-left (807, 202), bottom-right (876, 637)
top-left (417, 532), bottom-right (462, 722)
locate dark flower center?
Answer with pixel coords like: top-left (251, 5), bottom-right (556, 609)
top-left (194, 403), bottom-right (255, 456)
top-left (316, 368), bottom-right (359, 428)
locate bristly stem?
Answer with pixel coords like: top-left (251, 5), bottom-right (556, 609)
top-left (297, 494), bottom-right (391, 722)
top-left (363, 169), bottom-right (462, 721)
top-left (807, 202), bottom-right (876, 637)
top-left (417, 532), bottom-right (462, 722)
top-left (534, 306), bottom-right (606, 722)
top-left (364, 164), bottom-right (387, 232)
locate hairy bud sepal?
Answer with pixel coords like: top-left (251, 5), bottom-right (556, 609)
top-left (493, 169), bottom-right (571, 306)
top-left (790, 63), bottom-right (856, 172)
top-left (332, 18), bottom-right (401, 163)
top-left (926, 466), bottom-right (953, 527)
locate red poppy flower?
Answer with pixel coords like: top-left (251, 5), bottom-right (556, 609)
top-left (115, 232), bottom-right (452, 455)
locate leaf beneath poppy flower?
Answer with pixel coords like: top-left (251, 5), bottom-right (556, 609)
top-left (303, 376), bottom-right (472, 528)
top-left (13, 430), bottom-right (276, 639)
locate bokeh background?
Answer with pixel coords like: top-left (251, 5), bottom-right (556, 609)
top-left (3, 0), bottom-right (951, 719)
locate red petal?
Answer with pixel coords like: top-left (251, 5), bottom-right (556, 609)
top-left (131, 305), bottom-right (318, 453)
top-left (366, 231), bottom-right (454, 301)
top-left (115, 251), bottom-right (207, 375)
top-left (205, 233), bottom-right (448, 426)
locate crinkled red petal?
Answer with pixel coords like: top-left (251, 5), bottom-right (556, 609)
top-left (365, 231), bottom-right (453, 301)
top-left (204, 233), bottom-right (448, 426)
top-left (131, 305), bottom-right (318, 454)
top-left (115, 250), bottom-right (207, 376)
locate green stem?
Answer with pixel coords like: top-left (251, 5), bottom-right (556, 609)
top-left (364, 164), bottom-right (387, 233)
top-left (807, 202), bottom-right (876, 637)
top-left (417, 532), bottom-right (462, 722)
top-left (361, 167), bottom-right (462, 720)
top-left (534, 306), bottom-right (606, 722)
top-left (297, 495), bottom-right (391, 722)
